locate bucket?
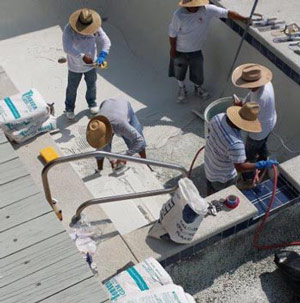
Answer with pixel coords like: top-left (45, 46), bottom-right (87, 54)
top-left (204, 97), bottom-right (233, 138)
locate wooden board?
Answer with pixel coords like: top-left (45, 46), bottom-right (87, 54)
top-left (0, 142), bottom-right (17, 164)
top-left (0, 175), bottom-right (40, 209)
top-left (0, 212), bottom-right (64, 259)
top-left (0, 232), bottom-right (82, 288)
top-left (41, 277), bottom-right (109, 303)
top-left (0, 158), bottom-right (29, 185)
top-left (0, 192), bottom-right (52, 232)
top-left (0, 248), bottom-right (94, 303)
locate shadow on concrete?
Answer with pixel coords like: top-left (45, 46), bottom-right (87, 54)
top-left (260, 269), bottom-right (295, 303)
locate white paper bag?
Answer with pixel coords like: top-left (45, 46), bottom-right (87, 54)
top-left (105, 257), bottom-right (173, 302)
top-left (159, 178), bottom-right (208, 244)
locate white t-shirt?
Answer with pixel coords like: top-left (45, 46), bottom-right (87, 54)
top-left (169, 5), bottom-right (228, 53)
top-left (244, 82), bottom-right (277, 140)
top-left (204, 113), bottom-right (246, 183)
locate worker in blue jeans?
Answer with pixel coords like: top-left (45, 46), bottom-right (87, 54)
top-left (63, 8), bottom-right (111, 120)
top-left (86, 98), bottom-right (147, 172)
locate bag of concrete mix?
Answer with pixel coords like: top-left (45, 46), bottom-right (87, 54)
top-left (150, 178), bottom-right (208, 244)
top-left (104, 257), bottom-right (173, 302)
top-left (5, 115), bottom-right (57, 143)
top-left (116, 285), bottom-right (196, 303)
top-left (0, 89), bottom-right (50, 131)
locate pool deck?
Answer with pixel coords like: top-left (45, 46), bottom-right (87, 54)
top-left (0, 69), bottom-right (109, 303)
top-left (211, 0), bottom-right (300, 83)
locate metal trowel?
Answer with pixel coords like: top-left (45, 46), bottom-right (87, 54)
top-left (112, 163), bottom-right (129, 176)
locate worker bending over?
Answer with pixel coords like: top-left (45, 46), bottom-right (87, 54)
top-left (168, 0), bottom-right (250, 102)
top-left (204, 102), bottom-right (278, 195)
top-left (86, 98), bottom-right (146, 172)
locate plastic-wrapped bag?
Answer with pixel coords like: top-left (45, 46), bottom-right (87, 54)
top-left (117, 285), bottom-right (196, 303)
top-left (149, 178), bottom-right (208, 244)
top-left (105, 257), bottom-right (173, 301)
top-left (274, 250), bottom-right (300, 295)
top-left (0, 89), bottom-right (50, 131)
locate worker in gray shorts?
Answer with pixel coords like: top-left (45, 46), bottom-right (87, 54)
top-left (169, 0), bottom-right (250, 102)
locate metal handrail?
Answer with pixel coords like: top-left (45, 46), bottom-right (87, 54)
top-left (41, 151), bottom-right (187, 224)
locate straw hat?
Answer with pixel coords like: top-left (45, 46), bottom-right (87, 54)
top-left (179, 0), bottom-right (209, 7)
top-left (232, 63), bottom-right (272, 88)
top-left (69, 8), bottom-right (101, 35)
top-left (86, 115), bottom-right (112, 149)
top-left (227, 102), bottom-right (262, 133)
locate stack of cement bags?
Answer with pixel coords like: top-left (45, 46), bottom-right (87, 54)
top-left (104, 257), bottom-right (195, 303)
top-left (0, 89), bottom-right (56, 143)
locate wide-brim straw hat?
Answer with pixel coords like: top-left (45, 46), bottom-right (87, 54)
top-left (227, 102), bottom-right (262, 133)
top-left (69, 8), bottom-right (101, 35)
top-left (86, 115), bottom-right (112, 149)
top-left (179, 0), bottom-right (209, 7)
top-left (232, 63), bottom-right (272, 88)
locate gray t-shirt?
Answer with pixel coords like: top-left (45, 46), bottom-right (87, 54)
top-left (99, 98), bottom-right (145, 155)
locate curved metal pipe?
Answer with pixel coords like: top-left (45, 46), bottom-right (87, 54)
top-left (41, 151), bottom-right (187, 224)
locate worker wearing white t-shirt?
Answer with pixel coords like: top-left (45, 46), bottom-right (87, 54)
top-left (232, 63), bottom-right (277, 179)
top-left (169, 0), bottom-right (250, 102)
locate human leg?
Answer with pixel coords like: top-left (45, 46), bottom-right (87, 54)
top-left (189, 51), bottom-right (209, 99)
top-left (206, 177), bottom-right (237, 196)
top-left (65, 70), bottom-right (83, 113)
top-left (84, 68), bottom-right (97, 109)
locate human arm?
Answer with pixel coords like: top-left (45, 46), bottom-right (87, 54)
top-left (235, 160), bottom-right (279, 172)
top-left (95, 28), bottom-right (111, 65)
top-left (115, 123), bottom-right (146, 156)
top-left (228, 10), bottom-right (251, 24)
top-left (168, 13), bottom-right (181, 58)
top-left (169, 37), bottom-right (177, 58)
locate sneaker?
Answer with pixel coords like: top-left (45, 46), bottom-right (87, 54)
top-left (65, 111), bottom-right (75, 120)
top-left (177, 86), bottom-right (187, 102)
top-left (90, 106), bottom-right (99, 115)
top-left (195, 85), bottom-right (210, 99)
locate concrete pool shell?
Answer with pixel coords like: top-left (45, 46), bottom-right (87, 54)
top-left (1, 0), bottom-right (300, 301)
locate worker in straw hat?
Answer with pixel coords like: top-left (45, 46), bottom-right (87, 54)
top-left (63, 8), bottom-right (111, 120)
top-left (86, 98), bottom-right (147, 172)
top-left (169, 0), bottom-right (251, 102)
top-left (204, 102), bottom-right (278, 195)
top-left (232, 63), bottom-right (277, 180)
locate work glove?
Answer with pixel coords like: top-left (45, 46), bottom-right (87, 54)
top-left (96, 51), bottom-right (108, 65)
top-left (255, 159), bottom-right (279, 170)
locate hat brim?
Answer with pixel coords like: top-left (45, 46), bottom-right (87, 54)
top-left (179, 0), bottom-right (209, 7)
top-left (86, 115), bottom-right (112, 149)
top-left (69, 9), bottom-right (101, 35)
top-left (232, 63), bottom-right (273, 88)
top-left (227, 106), bottom-right (262, 133)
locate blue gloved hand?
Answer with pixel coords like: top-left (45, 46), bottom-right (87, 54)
top-left (255, 160), bottom-right (279, 170)
top-left (96, 51), bottom-right (108, 65)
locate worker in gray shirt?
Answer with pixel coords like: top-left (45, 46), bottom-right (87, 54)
top-left (86, 98), bottom-right (146, 171)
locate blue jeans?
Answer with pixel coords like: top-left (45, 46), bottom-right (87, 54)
top-left (65, 69), bottom-right (97, 112)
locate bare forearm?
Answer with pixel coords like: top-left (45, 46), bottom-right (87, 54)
top-left (228, 10), bottom-right (250, 24)
top-left (235, 162), bottom-right (256, 172)
top-left (169, 37), bottom-right (176, 49)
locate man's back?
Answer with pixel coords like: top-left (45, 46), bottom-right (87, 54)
top-left (204, 113), bottom-right (246, 183)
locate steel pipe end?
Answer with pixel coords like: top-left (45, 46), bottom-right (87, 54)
top-left (71, 215), bottom-right (81, 225)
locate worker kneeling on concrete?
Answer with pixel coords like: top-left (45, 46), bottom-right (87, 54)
top-left (86, 98), bottom-right (147, 172)
top-left (204, 102), bottom-right (278, 195)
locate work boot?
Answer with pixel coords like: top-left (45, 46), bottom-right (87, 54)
top-left (65, 111), bottom-right (75, 120)
top-left (89, 106), bottom-right (99, 115)
top-left (195, 85), bottom-right (210, 100)
top-left (177, 86), bottom-right (187, 103)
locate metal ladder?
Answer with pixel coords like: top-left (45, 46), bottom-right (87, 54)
top-left (41, 151), bottom-right (187, 225)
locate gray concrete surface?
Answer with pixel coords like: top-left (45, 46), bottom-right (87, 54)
top-left (0, 0), bottom-right (300, 302)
